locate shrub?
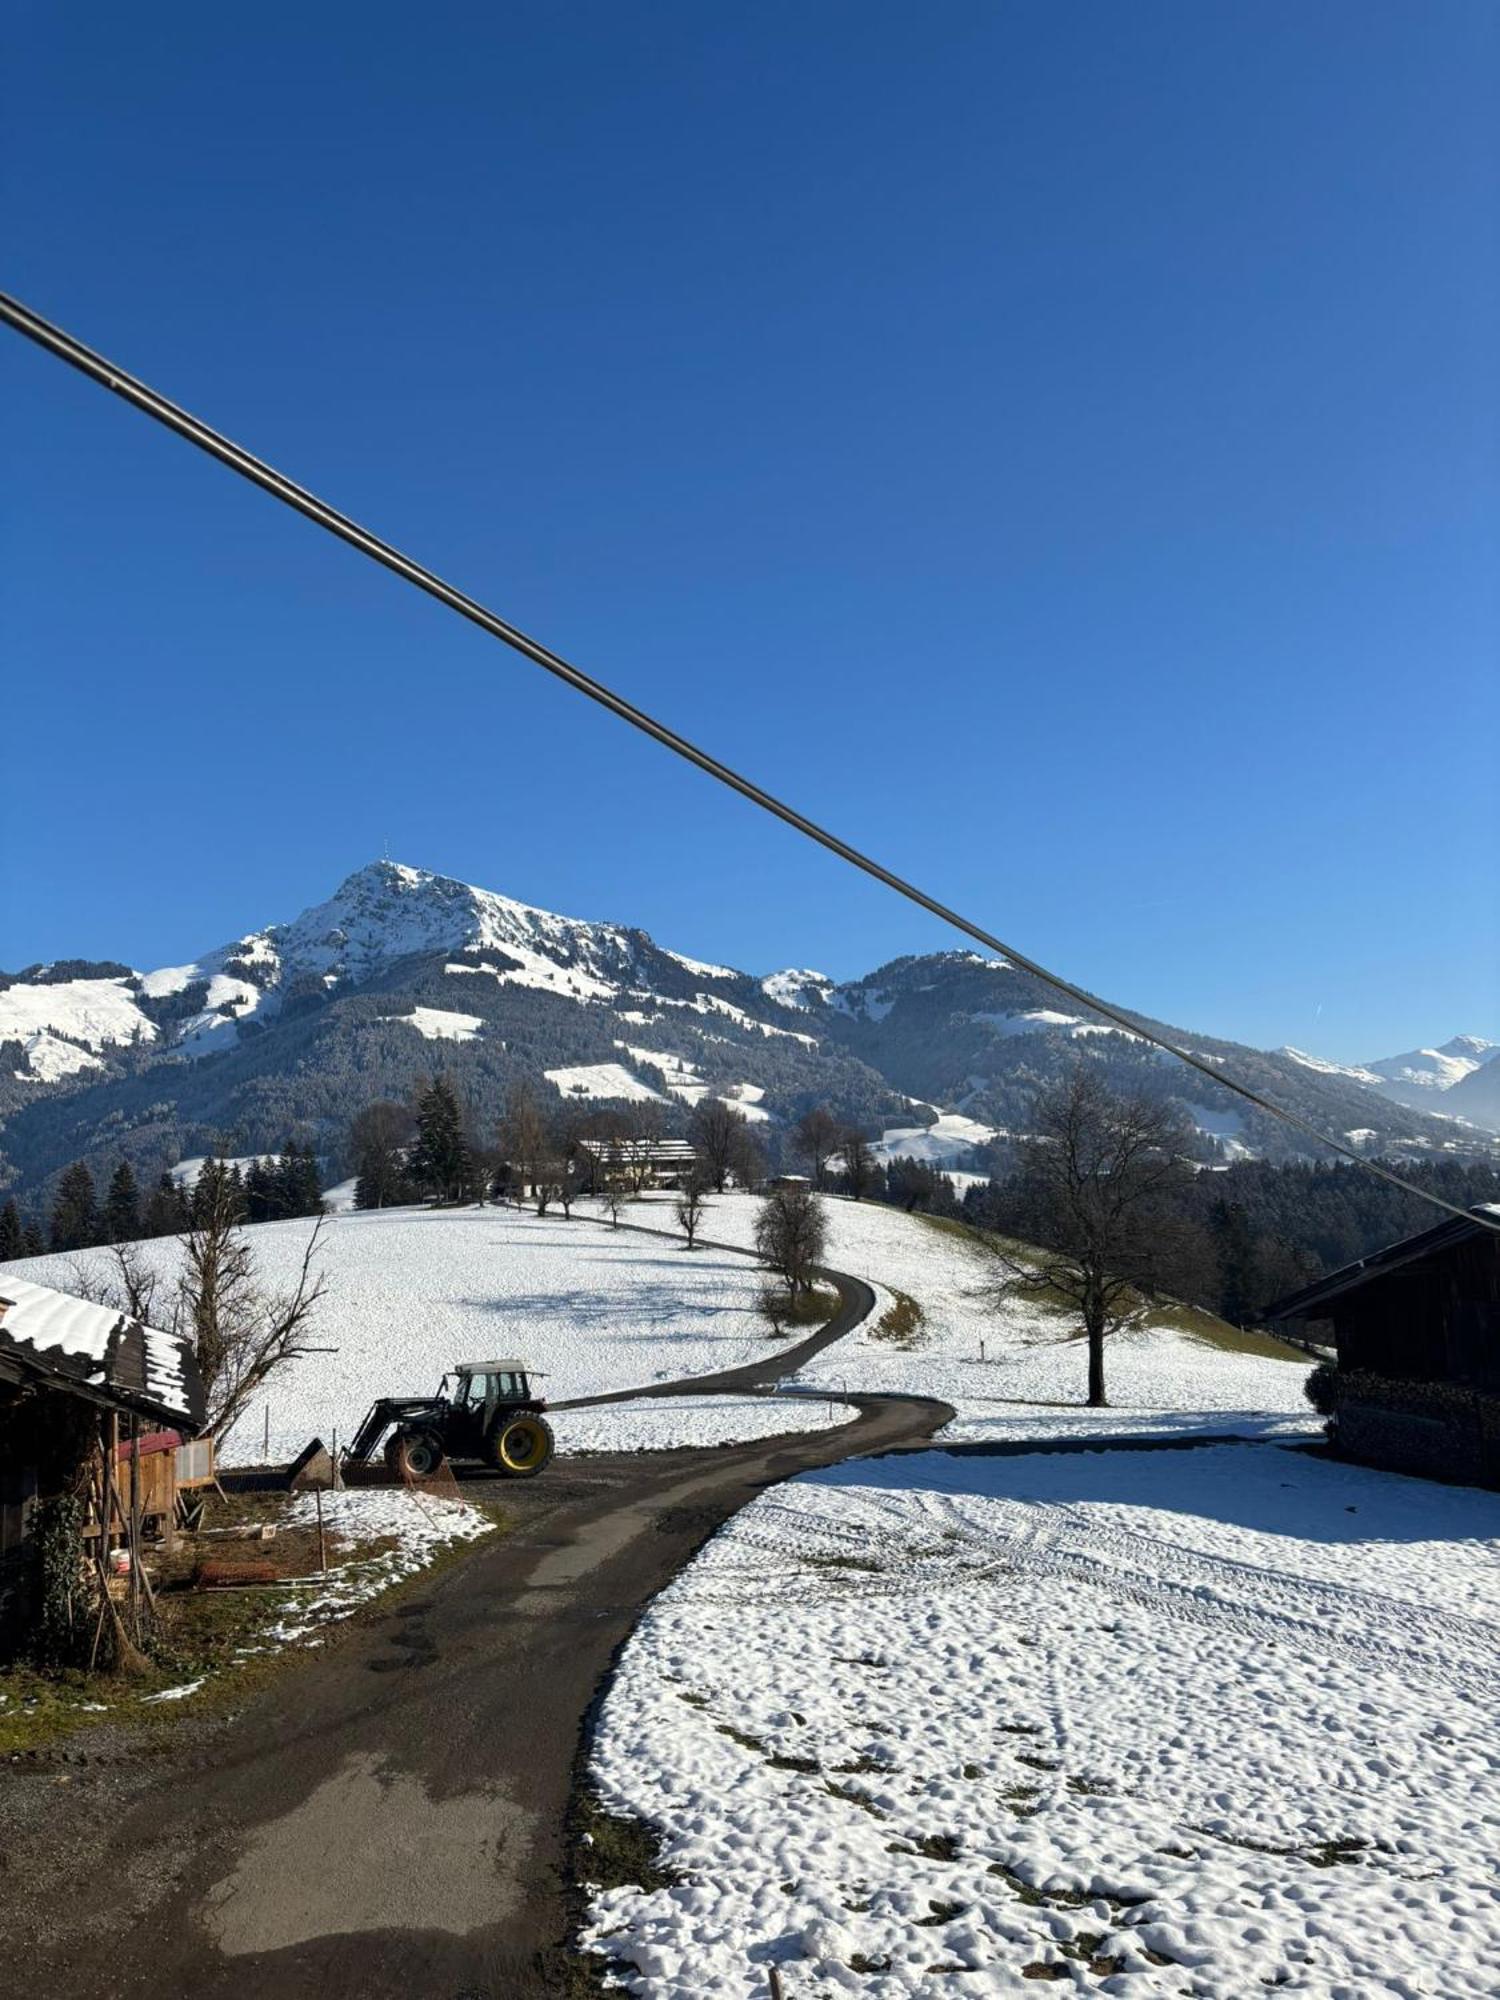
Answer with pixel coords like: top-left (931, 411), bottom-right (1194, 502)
top-left (1304, 1361), bottom-right (1339, 1417)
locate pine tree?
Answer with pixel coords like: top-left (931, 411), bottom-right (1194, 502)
top-left (245, 1157), bottom-right (277, 1225)
top-left (103, 1162), bottom-right (141, 1244)
top-left (144, 1172), bottom-right (188, 1238)
top-left (409, 1077), bottom-right (471, 1204)
top-left (22, 1221), bottom-right (45, 1257)
top-left (0, 1198), bottom-right (24, 1261)
top-left (277, 1141), bottom-right (323, 1217)
top-left (50, 1162), bottom-right (100, 1253)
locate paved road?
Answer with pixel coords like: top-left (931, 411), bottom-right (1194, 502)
top-left (547, 1260), bottom-right (874, 1407)
top-left (5, 1386), bottom-right (950, 1997)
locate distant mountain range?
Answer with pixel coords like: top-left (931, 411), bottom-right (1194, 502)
top-left (1277, 1036), bottom-right (1500, 1125)
top-left (1, 860), bottom-right (1494, 1207)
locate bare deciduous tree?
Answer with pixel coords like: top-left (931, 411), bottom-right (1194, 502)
top-left (792, 1105), bottom-right (842, 1189)
top-left (987, 1065), bottom-right (1191, 1407)
top-left (350, 1099), bottom-right (415, 1209)
top-left (70, 1177), bottom-right (330, 1445)
top-left (754, 1184), bottom-right (828, 1299)
top-left (690, 1098), bottom-right (754, 1194)
top-left (674, 1172), bottom-right (710, 1249)
top-left (842, 1127), bottom-right (878, 1200)
top-left (179, 1173), bottom-right (331, 1441)
top-left (498, 1083), bottom-right (548, 1205)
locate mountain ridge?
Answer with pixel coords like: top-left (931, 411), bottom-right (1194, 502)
top-left (2, 859), bottom-right (1494, 1206)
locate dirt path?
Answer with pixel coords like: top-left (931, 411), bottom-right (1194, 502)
top-left (3, 1387), bottom-right (951, 1996)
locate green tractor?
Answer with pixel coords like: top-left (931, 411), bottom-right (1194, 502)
top-left (346, 1359), bottom-right (555, 1479)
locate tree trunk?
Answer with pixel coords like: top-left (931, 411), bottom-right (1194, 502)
top-left (1085, 1307), bottom-right (1107, 1407)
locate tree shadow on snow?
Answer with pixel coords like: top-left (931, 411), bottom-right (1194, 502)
top-left (806, 1440), bottom-right (1500, 1548)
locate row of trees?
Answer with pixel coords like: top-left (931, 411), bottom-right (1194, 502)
top-left (350, 1078), bottom-right (771, 1215)
top-left (0, 1146), bottom-right (327, 1262)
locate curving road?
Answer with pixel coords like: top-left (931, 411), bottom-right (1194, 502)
top-left (1, 1254), bottom-right (951, 1998)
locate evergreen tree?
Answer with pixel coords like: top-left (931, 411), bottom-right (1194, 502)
top-left (103, 1161), bottom-right (141, 1244)
top-left (409, 1077), bottom-right (472, 1203)
top-left (245, 1156), bottom-right (277, 1224)
top-left (0, 1199), bottom-right (24, 1261)
top-left (144, 1171), bottom-right (189, 1238)
top-left (280, 1141), bottom-right (323, 1216)
top-left (50, 1162), bottom-right (100, 1253)
top-left (22, 1221), bottom-right (46, 1257)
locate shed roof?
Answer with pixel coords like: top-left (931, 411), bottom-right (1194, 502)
top-left (0, 1277), bottom-right (205, 1429)
top-left (1262, 1204), bottom-right (1500, 1323)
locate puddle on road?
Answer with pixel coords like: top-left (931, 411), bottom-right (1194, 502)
top-left (201, 1751), bottom-right (535, 1954)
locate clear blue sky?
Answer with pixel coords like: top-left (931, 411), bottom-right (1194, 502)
top-left (2, 2), bottom-right (1495, 1062)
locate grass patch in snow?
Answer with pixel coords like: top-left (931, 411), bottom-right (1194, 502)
top-left (575, 1792), bottom-right (683, 1895)
top-left (759, 1282), bottom-right (841, 1335)
top-left (870, 1286), bottom-right (925, 1348)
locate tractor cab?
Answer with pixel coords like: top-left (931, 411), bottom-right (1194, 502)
top-left (439, 1359), bottom-right (542, 1454)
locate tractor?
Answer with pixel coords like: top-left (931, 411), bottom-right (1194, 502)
top-left (345, 1359), bottom-right (555, 1479)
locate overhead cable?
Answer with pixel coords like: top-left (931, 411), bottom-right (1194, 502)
top-left (2, 286), bottom-right (1492, 1234)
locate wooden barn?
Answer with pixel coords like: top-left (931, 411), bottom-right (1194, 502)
top-left (0, 1278), bottom-right (205, 1651)
top-left (1264, 1203), bottom-right (1500, 1487)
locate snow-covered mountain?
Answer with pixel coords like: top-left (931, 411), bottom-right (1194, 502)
top-left (1362, 1036), bottom-right (1500, 1113)
top-left (1279, 1035), bottom-right (1500, 1133)
top-left (1, 861), bottom-right (1493, 1204)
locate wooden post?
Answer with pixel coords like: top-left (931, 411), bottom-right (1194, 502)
top-left (315, 1485), bottom-right (328, 1573)
top-left (768, 1970), bottom-right (786, 2000)
top-left (128, 1414), bottom-right (142, 1641)
top-left (102, 1411), bottom-right (119, 1561)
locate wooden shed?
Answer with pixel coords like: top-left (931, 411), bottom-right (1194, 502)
top-left (0, 1279), bottom-right (205, 1650)
top-left (1264, 1203), bottom-right (1500, 1486)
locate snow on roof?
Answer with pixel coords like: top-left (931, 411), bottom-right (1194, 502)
top-left (0, 1276), bottom-right (203, 1427)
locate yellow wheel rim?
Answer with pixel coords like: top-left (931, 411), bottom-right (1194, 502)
top-left (499, 1417), bottom-right (546, 1470)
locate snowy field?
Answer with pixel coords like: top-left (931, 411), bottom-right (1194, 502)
top-left (8, 1206), bottom-right (783, 1465)
top-left (607, 1194), bottom-right (1312, 1430)
top-left (548, 1394), bottom-right (855, 1456)
top-left (584, 1441), bottom-right (1500, 1997)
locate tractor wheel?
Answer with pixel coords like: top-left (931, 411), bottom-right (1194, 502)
top-left (385, 1428), bottom-right (445, 1480)
top-left (488, 1413), bottom-right (555, 1478)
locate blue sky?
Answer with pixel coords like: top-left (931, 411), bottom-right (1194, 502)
top-left (2, 2), bottom-right (1495, 1061)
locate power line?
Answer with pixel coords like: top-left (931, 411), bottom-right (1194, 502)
top-left (2, 286), bottom-right (1493, 1233)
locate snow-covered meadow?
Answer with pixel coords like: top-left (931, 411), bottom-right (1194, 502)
top-left (549, 1394), bottom-right (855, 1455)
top-left (9, 1206), bottom-right (798, 1465)
top-left (584, 1441), bottom-right (1500, 1998)
top-left (607, 1193), bottom-right (1313, 1433)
